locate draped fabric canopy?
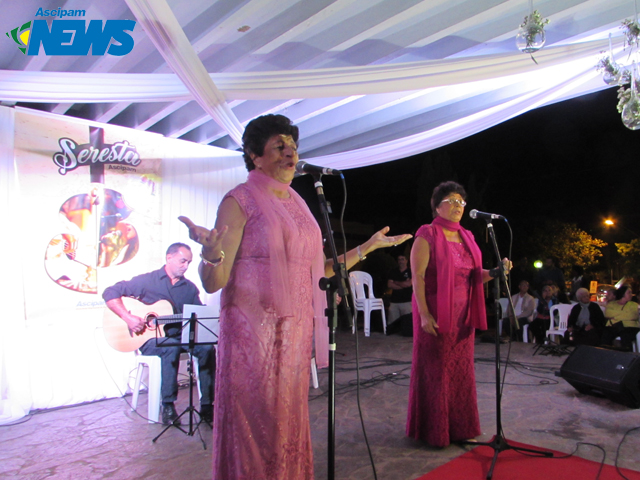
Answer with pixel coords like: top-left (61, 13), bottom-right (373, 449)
top-left (0, 0), bottom-right (632, 167)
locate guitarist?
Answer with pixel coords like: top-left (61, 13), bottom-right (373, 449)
top-left (103, 243), bottom-right (214, 425)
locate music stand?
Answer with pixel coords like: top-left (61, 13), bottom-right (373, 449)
top-left (533, 340), bottom-right (571, 357)
top-left (152, 311), bottom-right (218, 449)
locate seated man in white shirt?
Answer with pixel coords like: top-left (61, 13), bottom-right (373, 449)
top-left (503, 280), bottom-right (536, 341)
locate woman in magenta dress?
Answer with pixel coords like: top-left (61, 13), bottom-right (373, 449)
top-left (180, 115), bottom-right (411, 480)
top-left (406, 181), bottom-right (499, 448)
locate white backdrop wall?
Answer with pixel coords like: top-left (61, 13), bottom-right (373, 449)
top-left (161, 140), bottom-right (248, 310)
top-left (0, 106), bottom-right (245, 425)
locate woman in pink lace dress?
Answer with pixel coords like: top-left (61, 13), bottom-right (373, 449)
top-left (406, 181), bottom-right (501, 448)
top-left (180, 115), bottom-right (411, 480)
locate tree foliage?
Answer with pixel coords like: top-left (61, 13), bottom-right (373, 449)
top-left (527, 221), bottom-right (606, 275)
top-left (616, 239), bottom-right (640, 278)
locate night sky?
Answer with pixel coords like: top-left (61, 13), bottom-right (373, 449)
top-left (294, 85), bottom-right (640, 260)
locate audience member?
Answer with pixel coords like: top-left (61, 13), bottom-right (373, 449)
top-left (503, 280), bottom-right (535, 341)
top-left (548, 281), bottom-right (570, 304)
top-left (386, 254), bottom-right (412, 332)
top-left (564, 287), bottom-right (606, 346)
top-left (510, 257), bottom-right (534, 290)
top-left (602, 286), bottom-right (640, 351)
top-left (529, 285), bottom-right (558, 344)
top-left (603, 288), bottom-right (616, 306)
top-left (534, 257), bottom-right (566, 293)
top-left (569, 265), bottom-right (590, 301)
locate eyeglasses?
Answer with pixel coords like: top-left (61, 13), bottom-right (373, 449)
top-left (440, 198), bottom-right (467, 207)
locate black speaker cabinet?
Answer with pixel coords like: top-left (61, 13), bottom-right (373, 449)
top-left (560, 345), bottom-right (640, 408)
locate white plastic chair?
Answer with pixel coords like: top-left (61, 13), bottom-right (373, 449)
top-left (497, 298), bottom-right (509, 336)
top-left (131, 352), bottom-right (200, 423)
top-left (349, 271), bottom-right (387, 336)
top-left (500, 297), bottom-right (536, 342)
top-left (521, 298), bottom-right (539, 343)
top-left (546, 304), bottom-right (573, 343)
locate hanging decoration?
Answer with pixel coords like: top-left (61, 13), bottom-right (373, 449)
top-left (620, 67), bottom-right (640, 130)
top-left (596, 34), bottom-right (624, 86)
top-left (596, 3), bottom-right (640, 130)
top-left (515, 1), bottom-right (549, 64)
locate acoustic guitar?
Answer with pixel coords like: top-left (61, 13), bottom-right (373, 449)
top-left (102, 297), bottom-right (181, 352)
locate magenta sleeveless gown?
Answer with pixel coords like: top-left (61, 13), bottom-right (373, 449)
top-left (406, 224), bottom-right (482, 447)
top-left (212, 183), bottom-right (320, 479)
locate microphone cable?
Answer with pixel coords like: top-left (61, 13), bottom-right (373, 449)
top-left (333, 173), bottom-right (380, 480)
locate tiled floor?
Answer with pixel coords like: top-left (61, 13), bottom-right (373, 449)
top-left (3, 329), bottom-right (640, 480)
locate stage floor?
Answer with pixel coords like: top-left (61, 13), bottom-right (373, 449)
top-left (3, 329), bottom-right (640, 480)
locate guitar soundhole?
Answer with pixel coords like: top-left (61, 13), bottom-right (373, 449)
top-left (145, 314), bottom-right (158, 330)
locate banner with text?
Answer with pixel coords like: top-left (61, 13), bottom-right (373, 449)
top-left (14, 110), bottom-right (162, 327)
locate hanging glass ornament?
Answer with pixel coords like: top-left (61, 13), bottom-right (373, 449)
top-left (621, 94), bottom-right (640, 129)
top-left (601, 34), bottom-right (622, 85)
top-left (598, 2), bottom-right (640, 131)
top-left (618, 65), bottom-right (633, 86)
top-left (621, 68), bottom-right (640, 130)
top-left (516, 10), bottom-right (549, 54)
top-left (621, 18), bottom-right (640, 48)
top-left (599, 56), bottom-right (622, 85)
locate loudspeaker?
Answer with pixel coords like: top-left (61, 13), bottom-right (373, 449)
top-left (559, 345), bottom-right (640, 408)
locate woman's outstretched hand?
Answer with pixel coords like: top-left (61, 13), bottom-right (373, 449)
top-left (178, 216), bottom-right (228, 252)
top-left (366, 226), bottom-right (412, 251)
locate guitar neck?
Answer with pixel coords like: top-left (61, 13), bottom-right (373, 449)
top-left (155, 313), bottom-right (185, 325)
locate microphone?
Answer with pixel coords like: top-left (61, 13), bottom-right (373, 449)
top-left (469, 209), bottom-right (506, 221)
top-left (295, 161), bottom-right (342, 176)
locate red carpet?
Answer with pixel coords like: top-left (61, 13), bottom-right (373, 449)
top-left (415, 438), bottom-right (640, 480)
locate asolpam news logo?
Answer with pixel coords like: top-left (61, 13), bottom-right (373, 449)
top-left (5, 8), bottom-right (136, 56)
top-left (6, 21), bottom-right (31, 54)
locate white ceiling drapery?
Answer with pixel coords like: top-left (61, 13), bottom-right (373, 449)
top-left (124, 0), bottom-right (244, 146)
top-left (0, 39), bottom-right (611, 103)
top-left (0, 37), bottom-right (613, 168)
top-left (1, 0), bottom-right (628, 169)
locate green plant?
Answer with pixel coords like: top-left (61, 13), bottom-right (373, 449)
top-left (616, 75), bottom-right (640, 113)
top-left (621, 19), bottom-right (640, 48)
top-left (596, 54), bottom-right (620, 76)
top-left (617, 84), bottom-right (632, 113)
top-left (520, 10), bottom-right (549, 48)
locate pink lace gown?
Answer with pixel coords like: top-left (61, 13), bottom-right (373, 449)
top-left (212, 183), bottom-right (320, 479)
top-left (406, 224), bottom-right (482, 447)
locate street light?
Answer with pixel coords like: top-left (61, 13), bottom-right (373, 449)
top-left (603, 219), bottom-right (615, 283)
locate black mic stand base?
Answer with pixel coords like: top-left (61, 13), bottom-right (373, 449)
top-left (457, 434), bottom-right (552, 480)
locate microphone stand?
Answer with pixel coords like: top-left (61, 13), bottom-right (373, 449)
top-left (309, 172), bottom-right (349, 480)
top-left (460, 218), bottom-right (552, 479)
